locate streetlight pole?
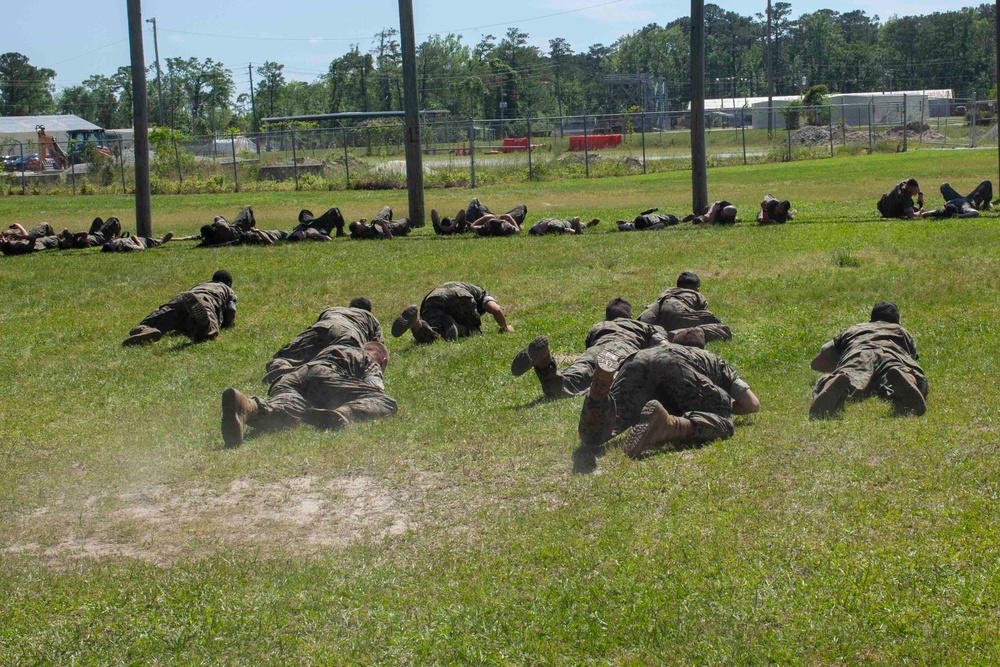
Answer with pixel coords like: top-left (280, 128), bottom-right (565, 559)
top-left (146, 16), bottom-right (165, 126)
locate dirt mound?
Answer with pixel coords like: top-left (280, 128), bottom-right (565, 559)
top-left (791, 124), bottom-right (946, 146)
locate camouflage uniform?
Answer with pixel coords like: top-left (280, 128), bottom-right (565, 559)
top-left (249, 344), bottom-right (397, 431)
top-left (265, 307), bottom-right (384, 383)
top-left (758, 195), bottom-right (792, 224)
top-left (925, 181), bottom-right (994, 218)
top-left (813, 321), bottom-right (928, 403)
top-left (466, 199), bottom-right (527, 226)
top-left (693, 201), bottom-right (736, 225)
top-left (529, 218), bottom-right (574, 235)
top-left (472, 217), bottom-right (520, 237)
top-left (579, 343), bottom-right (750, 447)
top-left (60, 216), bottom-right (122, 249)
top-left (296, 207), bottom-right (346, 237)
top-left (535, 319), bottom-right (668, 398)
top-left (409, 281), bottom-right (497, 344)
top-left (102, 235), bottom-right (163, 252)
top-left (1, 223), bottom-right (60, 255)
top-left (350, 207), bottom-right (412, 239)
top-left (618, 212), bottom-right (680, 231)
top-left (877, 181), bottom-right (919, 218)
top-left (132, 281), bottom-right (238, 342)
top-left (637, 287), bottom-right (732, 342)
top-left (201, 206), bottom-right (288, 246)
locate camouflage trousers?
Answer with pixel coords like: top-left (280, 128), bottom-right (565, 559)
top-left (265, 324), bottom-right (363, 382)
top-left (535, 342), bottom-right (638, 399)
top-left (578, 352), bottom-right (734, 447)
top-left (251, 365), bottom-right (398, 431)
top-left (638, 303), bottom-right (731, 342)
top-left (412, 296), bottom-right (482, 344)
top-left (135, 292), bottom-right (220, 341)
top-left (813, 348), bottom-right (928, 402)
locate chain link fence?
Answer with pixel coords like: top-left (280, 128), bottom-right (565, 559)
top-left (2, 97), bottom-right (995, 196)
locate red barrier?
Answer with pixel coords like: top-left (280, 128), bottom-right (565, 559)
top-left (501, 137), bottom-right (529, 153)
top-left (568, 134), bottom-right (623, 151)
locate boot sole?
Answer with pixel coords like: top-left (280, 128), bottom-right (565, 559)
top-left (886, 368), bottom-right (927, 416)
top-left (221, 388), bottom-right (245, 448)
top-left (122, 328), bottom-right (162, 346)
top-left (622, 400), bottom-right (674, 458)
top-left (391, 305), bottom-right (419, 338)
top-left (810, 373), bottom-right (851, 419)
top-left (511, 335), bottom-right (549, 376)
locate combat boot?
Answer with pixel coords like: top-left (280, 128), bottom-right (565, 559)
top-left (589, 348), bottom-right (624, 401)
top-left (221, 387), bottom-right (257, 448)
top-left (511, 335), bottom-right (552, 376)
top-left (122, 325), bottom-right (163, 346)
top-left (810, 373), bottom-right (851, 419)
top-left (182, 291), bottom-right (212, 339)
top-left (886, 368), bottom-right (927, 416)
top-left (306, 407), bottom-right (350, 430)
top-left (391, 305), bottom-right (419, 337)
top-left (621, 400), bottom-right (693, 458)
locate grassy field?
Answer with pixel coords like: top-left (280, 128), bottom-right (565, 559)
top-left (2, 150), bottom-right (1000, 664)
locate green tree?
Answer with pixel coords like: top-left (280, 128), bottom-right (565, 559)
top-left (256, 61), bottom-right (285, 118)
top-left (0, 52), bottom-right (55, 115)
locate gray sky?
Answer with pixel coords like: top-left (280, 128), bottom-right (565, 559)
top-left (5, 0), bottom-right (963, 99)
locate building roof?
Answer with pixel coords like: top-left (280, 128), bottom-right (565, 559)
top-left (691, 89), bottom-right (954, 111)
top-left (0, 114), bottom-right (102, 135)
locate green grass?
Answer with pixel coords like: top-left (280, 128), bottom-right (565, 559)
top-left (3, 150), bottom-right (1000, 663)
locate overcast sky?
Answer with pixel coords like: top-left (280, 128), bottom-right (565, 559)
top-left (6, 0), bottom-right (965, 99)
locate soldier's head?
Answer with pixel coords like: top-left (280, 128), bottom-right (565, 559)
top-left (671, 327), bottom-right (706, 349)
top-left (870, 301), bottom-right (900, 324)
top-left (676, 271), bottom-right (701, 290)
top-left (777, 200), bottom-right (792, 216)
top-left (212, 270), bottom-right (233, 287)
top-left (363, 341), bottom-right (390, 370)
top-left (200, 224), bottom-right (214, 238)
top-left (349, 221), bottom-right (365, 236)
top-left (605, 298), bottom-right (632, 320)
top-left (349, 297), bottom-right (372, 312)
top-left (719, 205), bottom-right (738, 223)
top-left (905, 178), bottom-right (920, 196)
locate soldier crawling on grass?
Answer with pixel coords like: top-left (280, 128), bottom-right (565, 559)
top-left (1, 222), bottom-right (64, 256)
top-left (431, 198), bottom-right (527, 235)
top-left (101, 231), bottom-right (174, 252)
top-left (809, 300), bottom-right (928, 419)
top-left (527, 216), bottom-right (601, 235)
top-left (196, 206), bottom-right (290, 246)
top-left (616, 208), bottom-right (680, 231)
top-left (221, 341), bottom-right (397, 448)
top-left (577, 329), bottom-right (760, 458)
top-left (637, 271), bottom-right (732, 343)
top-left (57, 216), bottom-right (123, 249)
top-left (757, 195), bottom-right (797, 224)
top-left (683, 201), bottom-right (739, 225)
top-left (123, 270), bottom-right (237, 346)
top-left (264, 297), bottom-right (384, 384)
top-left (511, 298), bottom-right (669, 400)
top-left (349, 207), bottom-right (413, 240)
top-left (391, 281), bottom-right (514, 344)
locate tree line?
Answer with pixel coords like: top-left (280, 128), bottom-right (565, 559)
top-left (0, 3), bottom-right (995, 136)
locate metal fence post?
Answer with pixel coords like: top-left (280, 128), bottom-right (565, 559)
top-left (69, 141), bottom-right (76, 195)
top-left (526, 116), bottom-right (533, 181)
top-left (828, 105), bottom-right (834, 157)
top-left (868, 99), bottom-right (873, 154)
top-left (741, 108), bottom-right (747, 165)
top-left (231, 134), bottom-right (239, 193)
top-left (18, 140), bottom-right (26, 194)
top-left (641, 110), bottom-right (648, 173)
top-left (786, 122), bottom-right (791, 161)
top-left (342, 127), bottom-right (350, 188)
top-left (118, 138), bottom-right (126, 193)
top-left (291, 127), bottom-right (299, 190)
top-left (902, 94), bottom-right (908, 152)
top-left (919, 97), bottom-right (925, 146)
top-left (173, 137), bottom-right (183, 192)
top-left (583, 114), bottom-right (590, 178)
top-left (469, 117), bottom-right (476, 189)
top-left (971, 92), bottom-right (977, 148)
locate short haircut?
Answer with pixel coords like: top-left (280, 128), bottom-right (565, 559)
top-left (212, 270), bottom-right (233, 287)
top-left (671, 327), bottom-right (706, 349)
top-left (349, 297), bottom-right (372, 312)
top-left (905, 178), bottom-right (920, 189)
top-left (676, 271), bottom-right (701, 290)
top-left (200, 224), bottom-right (214, 238)
top-left (870, 301), bottom-right (900, 324)
top-left (605, 298), bottom-right (632, 320)
top-left (363, 341), bottom-right (390, 366)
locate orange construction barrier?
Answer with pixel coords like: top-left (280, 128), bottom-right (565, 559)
top-left (568, 134), bottom-right (623, 151)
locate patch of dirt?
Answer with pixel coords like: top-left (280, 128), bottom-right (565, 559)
top-left (4, 474), bottom-right (428, 567)
top-left (790, 124), bottom-right (945, 147)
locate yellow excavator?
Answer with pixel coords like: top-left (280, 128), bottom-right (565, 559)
top-left (35, 125), bottom-right (68, 170)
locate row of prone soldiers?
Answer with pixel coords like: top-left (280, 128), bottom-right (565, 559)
top-left (0, 195), bottom-right (797, 257)
top-left (121, 270), bottom-right (928, 460)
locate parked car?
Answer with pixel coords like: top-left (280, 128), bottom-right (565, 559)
top-left (5, 153), bottom-right (40, 171)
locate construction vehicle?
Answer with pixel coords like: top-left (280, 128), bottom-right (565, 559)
top-left (36, 125), bottom-right (68, 170)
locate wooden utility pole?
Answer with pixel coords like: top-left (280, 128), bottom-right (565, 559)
top-left (146, 17), bottom-right (164, 126)
top-left (398, 0), bottom-right (425, 227)
top-left (127, 0), bottom-right (152, 237)
top-left (766, 0), bottom-right (774, 136)
top-left (996, 0), bottom-right (999, 187)
top-left (248, 63), bottom-right (259, 134)
top-left (691, 0), bottom-right (708, 215)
